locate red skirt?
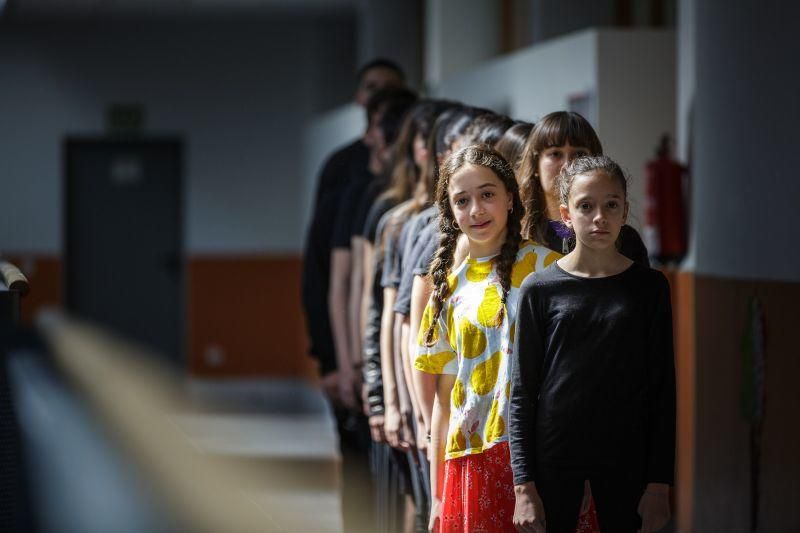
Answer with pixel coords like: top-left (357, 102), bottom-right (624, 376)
top-left (437, 442), bottom-right (600, 533)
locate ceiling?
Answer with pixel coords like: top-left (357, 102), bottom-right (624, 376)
top-left (3, 0), bottom-right (357, 19)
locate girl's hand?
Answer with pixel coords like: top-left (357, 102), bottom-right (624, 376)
top-left (416, 420), bottom-right (428, 454)
top-left (337, 366), bottom-right (358, 411)
top-left (384, 405), bottom-right (402, 449)
top-left (513, 483), bottom-right (546, 532)
top-left (368, 414), bottom-right (386, 443)
top-left (637, 483), bottom-right (671, 533)
top-left (428, 496), bottom-right (442, 532)
top-left (581, 479), bottom-right (592, 514)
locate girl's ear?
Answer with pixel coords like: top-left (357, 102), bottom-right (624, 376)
top-left (559, 203), bottom-right (572, 227)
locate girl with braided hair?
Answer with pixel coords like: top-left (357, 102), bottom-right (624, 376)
top-left (414, 145), bottom-right (559, 532)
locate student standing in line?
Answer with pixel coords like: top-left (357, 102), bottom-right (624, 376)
top-left (494, 121), bottom-right (534, 181)
top-left (510, 156), bottom-right (676, 533)
top-left (302, 58), bottom-right (405, 402)
top-left (517, 111), bottom-right (649, 265)
top-left (415, 146), bottom-right (559, 532)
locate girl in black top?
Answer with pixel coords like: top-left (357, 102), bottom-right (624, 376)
top-left (510, 156), bottom-right (676, 533)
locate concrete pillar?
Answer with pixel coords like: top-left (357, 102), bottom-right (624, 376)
top-left (690, 0), bottom-right (800, 282)
top-left (424, 0), bottom-right (502, 87)
top-left (357, 0), bottom-right (423, 90)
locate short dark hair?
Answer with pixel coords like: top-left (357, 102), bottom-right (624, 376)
top-left (375, 89), bottom-right (418, 145)
top-left (366, 87), bottom-right (417, 122)
top-left (356, 58), bottom-right (406, 84)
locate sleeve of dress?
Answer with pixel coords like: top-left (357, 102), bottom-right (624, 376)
top-left (414, 298), bottom-right (458, 376)
top-left (645, 272), bottom-right (677, 485)
top-left (509, 280), bottom-right (544, 486)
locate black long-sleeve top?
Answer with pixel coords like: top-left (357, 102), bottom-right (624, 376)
top-left (509, 262), bottom-right (675, 486)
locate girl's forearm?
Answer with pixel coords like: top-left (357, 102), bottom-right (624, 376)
top-left (380, 288), bottom-right (399, 408)
top-left (429, 387), bottom-right (449, 502)
top-left (329, 249), bottom-right (352, 370)
top-left (348, 239), bottom-right (365, 366)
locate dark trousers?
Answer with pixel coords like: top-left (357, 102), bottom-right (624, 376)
top-left (336, 409), bottom-right (374, 532)
top-left (536, 467), bottom-right (644, 533)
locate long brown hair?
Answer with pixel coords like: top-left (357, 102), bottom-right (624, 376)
top-left (379, 99), bottom-right (438, 204)
top-left (423, 145), bottom-right (523, 345)
top-left (517, 111), bottom-right (603, 243)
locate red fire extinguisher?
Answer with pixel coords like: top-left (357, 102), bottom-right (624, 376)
top-left (644, 135), bottom-right (688, 264)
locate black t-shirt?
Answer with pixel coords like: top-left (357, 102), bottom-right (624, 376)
top-left (354, 179), bottom-right (389, 240)
top-left (301, 139), bottom-right (369, 374)
top-left (509, 262), bottom-right (675, 486)
top-left (544, 221), bottom-right (650, 267)
top-left (363, 195), bottom-right (395, 243)
top-left (331, 164), bottom-right (376, 249)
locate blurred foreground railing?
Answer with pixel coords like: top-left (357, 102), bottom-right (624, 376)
top-left (7, 312), bottom-right (345, 532)
top-left (0, 261), bottom-right (29, 327)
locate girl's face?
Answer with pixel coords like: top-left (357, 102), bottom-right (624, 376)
top-left (448, 164), bottom-right (512, 257)
top-left (560, 170), bottom-right (628, 251)
top-left (412, 132), bottom-right (428, 168)
top-left (537, 141), bottom-right (591, 198)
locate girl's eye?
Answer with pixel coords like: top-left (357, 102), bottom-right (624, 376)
top-left (454, 197), bottom-right (467, 207)
top-left (579, 202), bottom-right (591, 210)
top-left (608, 201), bottom-right (619, 209)
top-left (549, 151), bottom-right (561, 158)
top-left (482, 191), bottom-right (495, 199)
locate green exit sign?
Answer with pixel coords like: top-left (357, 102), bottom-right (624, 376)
top-left (106, 103), bottom-right (145, 133)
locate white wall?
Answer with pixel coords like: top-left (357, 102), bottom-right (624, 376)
top-left (425, 0), bottom-right (502, 87)
top-left (596, 30), bottom-right (676, 229)
top-left (432, 29), bottom-right (597, 123)
top-left (0, 17), bottom-right (354, 256)
top-left (429, 28), bottom-right (675, 228)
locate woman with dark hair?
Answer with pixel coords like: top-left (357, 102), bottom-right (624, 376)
top-left (494, 121), bottom-right (534, 181)
top-left (516, 111), bottom-right (649, 264)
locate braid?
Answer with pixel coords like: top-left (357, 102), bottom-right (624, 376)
top-left (491, 177), bottom-right (524, 327)
top-left (423, 218), bottom-right (458, 346)
top-left (425, 143), bottom-right (525, 341)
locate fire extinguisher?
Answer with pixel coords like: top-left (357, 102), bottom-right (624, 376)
top-left (644, 135), bottom-right (688, 264)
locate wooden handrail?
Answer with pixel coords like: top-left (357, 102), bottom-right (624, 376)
top-left (0, 261), bottom-right (29, 296)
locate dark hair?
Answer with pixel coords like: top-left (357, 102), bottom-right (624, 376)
top-left (423, 145), bottom-right (524, 345)
top-left (441, 107), bottom-right (490, 154)
top-left (380, 99), bottom-right (441, 204)
top-left (460, 113), bottom-right (515, 148)
top-left (557, 155), bottom-right (628, 205)
top-left (376, 89), bottom-right (418, 145)
top-left (356, 58), bottom-right (405, 84)
top-left (494, 121), bottom-right (534, 179)
top-left (418, 104), bottom-right (465, 209)
top-left (518, 111), bottom-right (603, 242)
top-left (366, 87), bottom-right (416, 122)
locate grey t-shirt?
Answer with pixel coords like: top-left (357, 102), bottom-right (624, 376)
top-left (394, 220), bottom-right (439, 316)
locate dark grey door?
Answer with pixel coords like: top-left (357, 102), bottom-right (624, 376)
top-left (65, 139), bottom-right (183, 366)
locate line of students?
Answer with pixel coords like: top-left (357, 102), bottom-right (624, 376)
top-left (304, 66), bottom-right (676, 533)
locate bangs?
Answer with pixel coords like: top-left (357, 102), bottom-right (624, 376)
top-left (535, 112), bottom-right (603, 155)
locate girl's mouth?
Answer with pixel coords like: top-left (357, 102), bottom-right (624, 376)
top-left (471, 220), bottom-right (490, 229)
